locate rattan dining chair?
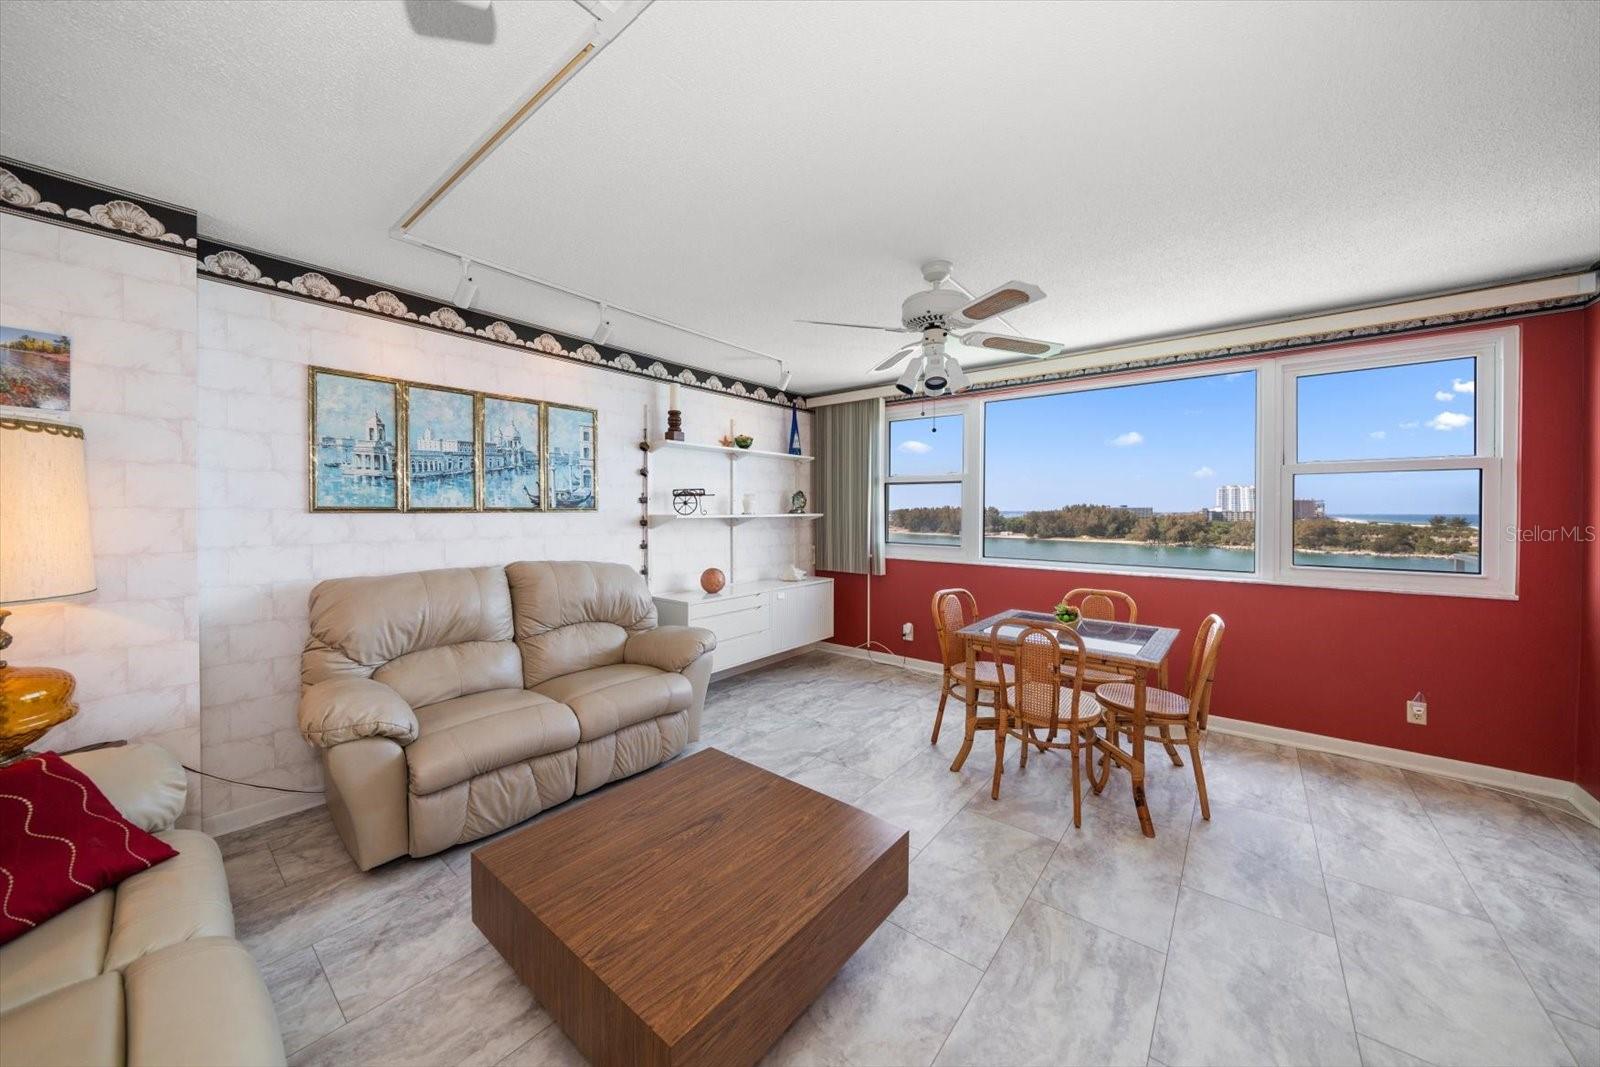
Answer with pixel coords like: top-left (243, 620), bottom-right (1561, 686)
top-left (1095, 613), bottom-right (1226, 820)
top-left (929, 588), bottom-right (1012, 744)
top-left (1057, 587), bottom-right (1142, 688)
top-left (989, 621), bottom-right (1105, 826)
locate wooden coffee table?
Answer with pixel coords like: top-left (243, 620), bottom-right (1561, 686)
top-left (472, 748), bottom-right (909, 1067)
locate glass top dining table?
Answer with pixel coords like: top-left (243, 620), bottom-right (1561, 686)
top-left (953, 609), bottom-right (1183, 837)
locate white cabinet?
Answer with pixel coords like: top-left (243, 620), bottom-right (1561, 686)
top-left (654, 577), bottom-right (834, 674)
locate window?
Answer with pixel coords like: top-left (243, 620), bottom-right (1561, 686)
top-left (878, 326), bottom-right (1519, 598)
top-left (1279, 337), bottom-right (1511, 592)
top-left (885, 412), bottom-right (968, 549)
top-left (983, 370), bottom-right (1257, 573)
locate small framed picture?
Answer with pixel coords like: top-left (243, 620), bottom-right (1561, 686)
top-left (545, 402), bottom-right (597, 511)
top-left (480, 393), bottom-right (542, 511)
top-left (308, 367), bottom-right (401, 512)
top-left (0, 325), bottom-right (71, 411)
top-left (404, 383), bottom-right (478, 511)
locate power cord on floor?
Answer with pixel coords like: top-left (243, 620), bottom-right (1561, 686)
top-left (181, 764), bottom-right (323, 794)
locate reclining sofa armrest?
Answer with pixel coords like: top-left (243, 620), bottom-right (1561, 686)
top-left (624, 625), bottom-right (717, 674)
top-left (298, 677), bottom-right (419, 748)
top-left (63, 743), bottom-right (188, 833)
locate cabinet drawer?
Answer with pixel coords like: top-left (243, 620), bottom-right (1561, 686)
top-left (697, 604), bottom-right (767, 643)
top-left (688, 592), bottom-right (766, 621)
top-left (711, 629), bottom-right (772, 671)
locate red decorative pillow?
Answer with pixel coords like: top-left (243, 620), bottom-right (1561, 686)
top-left (0, 751), bottom-right (178, 945)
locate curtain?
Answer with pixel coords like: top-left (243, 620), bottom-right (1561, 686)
top-left (813, 398), bottom-right (884, 575)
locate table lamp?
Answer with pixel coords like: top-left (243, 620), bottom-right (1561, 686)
top-left (0, 416), bottom-right (96, 762)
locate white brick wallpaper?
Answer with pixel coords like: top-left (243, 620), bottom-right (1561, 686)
top-left (1, 208), bottom-right (813, 834)
top-left (0, 213), bottom-right (201, 823)
top-left (195, 278), bottom-right (813, 829)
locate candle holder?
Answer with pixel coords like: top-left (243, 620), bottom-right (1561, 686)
top-left (665, 410), bottom-right (685, 441)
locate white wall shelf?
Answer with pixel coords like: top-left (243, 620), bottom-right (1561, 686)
top-left (646, 512), bottom-right (822, 528)
top-left (647, 439), bottom-right (813, 463)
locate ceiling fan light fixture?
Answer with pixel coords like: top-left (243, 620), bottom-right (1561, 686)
top-left (894, 357), bottom-right (923, 395)
top-left (922, 353), bottom-right (949, 393)
top-left (944, 357), bottom-right (969, 393)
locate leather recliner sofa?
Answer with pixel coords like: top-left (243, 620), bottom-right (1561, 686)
top-left (296, 561), bottom-right (715, 870)
top-left (0, 744), bottom-right (286, 1067)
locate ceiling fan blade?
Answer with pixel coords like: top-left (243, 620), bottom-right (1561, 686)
top-left (796, 318), bottom-right (910, 334)
top-left (952, 281), bottom-right (1045, 323)
top-left (874, 345), bottom-right (916, 372)
top-left (956, 331), bottom-right (1065, 358)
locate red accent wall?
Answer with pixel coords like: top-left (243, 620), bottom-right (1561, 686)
top-left (1579, 302), bottom-right (1600, 799)
top-left (824, 310), bottom-right (1591, 782)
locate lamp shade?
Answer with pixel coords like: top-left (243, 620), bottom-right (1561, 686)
top-left (0, 417), bottom-right (96, 604)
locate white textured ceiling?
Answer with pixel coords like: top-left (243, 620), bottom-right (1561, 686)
top-left (3, 0), bottom-right (1598, 393)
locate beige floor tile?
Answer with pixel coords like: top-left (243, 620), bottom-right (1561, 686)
top-left (261, 947), bottom-right (345, 1056)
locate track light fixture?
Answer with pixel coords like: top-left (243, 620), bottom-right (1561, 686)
top-left (779, 366), bottom-right (793, 393)
top-left (452, 257), bottom-right (479, 309)
top-left (593, 303), bottom-right (613, 344)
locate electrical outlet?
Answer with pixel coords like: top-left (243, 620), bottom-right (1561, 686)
top-left (1406, 697), bottom-right (1427, 725)
top-left (901, 622), bottom-right (914, 642)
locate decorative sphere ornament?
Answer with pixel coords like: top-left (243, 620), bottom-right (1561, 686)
top-left (700, 567), bottom-right (727, 595)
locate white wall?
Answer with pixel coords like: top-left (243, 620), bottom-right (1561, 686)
top-left (196, 278), bottom-right (813, 830)
top-left (0, 213), bottom-right (202, 822)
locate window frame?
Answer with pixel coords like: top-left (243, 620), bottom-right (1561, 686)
top-left (880, 325), bottom-right (1520, 599)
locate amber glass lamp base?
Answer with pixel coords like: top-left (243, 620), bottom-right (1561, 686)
top-left (0, 665), bottom-right (78, 763)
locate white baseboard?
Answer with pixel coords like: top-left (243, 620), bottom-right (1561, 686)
top-left (820, 642), bottom-right (1599, 828)
top-left (820, 641), bottom-right (943, 676)
top-left (202, 790), bottom-right (324, 838)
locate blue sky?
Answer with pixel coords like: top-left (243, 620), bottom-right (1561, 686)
top-left (889, 356), bottom-right (1482, 517)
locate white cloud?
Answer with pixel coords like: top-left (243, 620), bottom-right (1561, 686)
top-left (897, 440), bottom-right (932, 455)
top-left (1110, 431), bottom-right (1144, 447)
top-left (1452, 378), bottom-right (1475, 394)
top-left (1434, 390), bottom-right (1455, 402)
top-left (1192, 465), bottom-right (1216, 478)
top-left (1399, 420), bottom-right (1420, 430)
top-left (1427, 411), bottom-right (1473, 431)
top-left (1369, 430), bottom-right (1387, 439)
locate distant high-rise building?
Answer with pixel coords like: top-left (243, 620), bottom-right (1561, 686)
top-left (1293, 498), bottom-right (1327, 520)
top-left (1214, 484), bottom-right (1256, 513)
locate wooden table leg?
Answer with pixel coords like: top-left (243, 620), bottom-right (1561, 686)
top-left (950, 639), bottom-right (978, 772)
top-left (1131, 668), bottom-right (1154, 837)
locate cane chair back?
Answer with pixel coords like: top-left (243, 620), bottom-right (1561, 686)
top-left (1061, 587), bottom-right (1138, 624)
top-left (1186, 614), bottom-right (1227, 730)
top-left (932, 588), bottom-right (977, 669)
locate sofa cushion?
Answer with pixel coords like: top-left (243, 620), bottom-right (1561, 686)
top-left (0, 972), bottom-right (124, 1067)
top-left (532, 664), bottom-right (691, 741)
top-left (103, 830), bottom-right (234, 973)
top-left (0, 890), bottom-right (113, 1014)
top-left (373, 640), bottom-right (522, 710)
top-left (507, 561), bottom-right (657, 686)
top-left (302, 565), bottom-right (513, 689)
top-left (123, 937), bottom-right (286, 1067)
top-left (0, 753), bottom-right (178, 946)
top-left (407, 689), bottom-right (581, 796)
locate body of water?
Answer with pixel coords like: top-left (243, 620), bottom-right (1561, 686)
top-left (409, 470), bottom-right (475, 509)
top-left (888, 531), bottom-right (1477, 574)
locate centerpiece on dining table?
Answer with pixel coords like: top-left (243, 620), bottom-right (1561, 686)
top-left (1052, 600), bottom-right (1081, 629)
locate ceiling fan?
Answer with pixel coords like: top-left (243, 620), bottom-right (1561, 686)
top-left (798, 259), bottom-right (1066, 395)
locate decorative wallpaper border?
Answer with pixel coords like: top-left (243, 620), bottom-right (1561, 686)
top-left (920, 290), bottom-right (1597, 402)
top-left (0, 157), bottom-right (197, 254)
top-left (198, 239), bottom-right (804, 407)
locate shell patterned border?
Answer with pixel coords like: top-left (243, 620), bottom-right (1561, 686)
top-left (197, 239), bottom-right (803, 407)
top-left (0, 157), bottom-right (197, 253)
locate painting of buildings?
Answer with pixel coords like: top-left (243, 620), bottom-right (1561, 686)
top-left (547, 403), bottom-right (596, 511)
top-left (405, 385), bottom-right (476, 510)
top-left (310, 368), bottom-right (399, 510)
top-left (481, 394), bottom-right (541, 510)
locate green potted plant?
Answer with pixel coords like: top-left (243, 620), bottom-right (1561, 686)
top-left (733, 434), bottom-right (754, 449)
top-left (1052, 601), bottom-right (1081, 629)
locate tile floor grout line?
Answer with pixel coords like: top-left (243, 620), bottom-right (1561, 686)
top-left (1411, 782), bottom-right (1578, 1065)
top-left (1146, 775), bottom-right (1199, 1065)
top-left (1301, 747), bottom-right (1366, 1061)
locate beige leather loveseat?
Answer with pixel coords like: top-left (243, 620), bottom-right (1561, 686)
top-left (297, 561), bottom-right (715, 870)
top-left (0, 744), bottom-right (285, 1067)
